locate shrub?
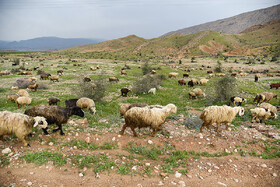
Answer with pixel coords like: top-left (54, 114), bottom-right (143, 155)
top-left (184, 114), bottom-right (203, 130)
top-left (141, 63), bottom-right (153, 75)
top-left (13, 78), bottom-right (31, 88)
top-left (37, 70), bottom-right (47, 75)
top-left (13, 58), bottom-right (20, 65)
top-left (214, 60), bottom-right (223, 73)
top-left (132, 74), bottom-right (164, 94)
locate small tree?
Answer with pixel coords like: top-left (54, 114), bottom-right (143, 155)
top-left (132, 74), bottom-right (165, 94)
top-left (214, 60), bottom-right (223, 73)
top-left (141, 62), bottom-right (153, 75)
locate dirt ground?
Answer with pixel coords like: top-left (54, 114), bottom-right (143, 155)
top-left (1, 116), bottom-right (279, 187)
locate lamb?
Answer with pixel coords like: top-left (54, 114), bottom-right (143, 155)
top-left (121, 88), bottom-right (131, 97)
top-left (200, 105), bottom-right (245, 132)
top-left (28, 83), bottom-right (38, 91)
top-left (48, 97), bottom-right (61, 105)
top-left (16, 96), bottom-right (32, 108)
top-left (189, 88), bottom-right (205, 99)
top-left (178, 79), bottom-right (186, 85)
top-left (199, 78), bottom-right (208, 85)
top-left (254, 92), bottom-right (277, 105)
top-left (25, 105), bottom-right (84, 135)
top-left (6, 93), bottom-right (19, 104)
top-left (17, 89), bottom-right (29, 97)
top-left (119, 103), bottom-right (148, 116)
top-left (230, 96), bottom-right (247, 106)
top-left (250, 108), bottom-right (273, 123)
top-left (50, 75), bottom-right (59, 82)
top-left (109, 77), bottom-right (119, 82)
top-left (168, 72), bottom-right (178, 78)
top-left (120, 104), bottom-right (177, 137)
top-left (259, 103), bottom-right (278, 119)
top-left (148, 88), bottom-right (156, 95)
top-left (65, 99), bottom-right (79, 108)
top-left (0, 111), bottom-right (47, 146)
top-left (76, 97), bottom-right (96, 114)
top-left (270, 83), bottom-right (280, 89)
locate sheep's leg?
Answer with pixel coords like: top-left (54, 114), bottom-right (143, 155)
top-left (131, 127), bottom-right (138, 137)
top-left (17, 135), bottom-right (30, 147)
top-left (42, 127), bottom-right (49, 135)
top-left (200, 122), bottom-right (207, 133)
top-left (120, 124), bottom-right (127, 135)
top-left (216, 123), bottom-right (221, 132)
top-left (0, 135), bottom-right (4, 141)
top-left (225, 123), bottom-right (230, 130)
top-left (151, 128), bottom-right (160, 137)
top-left (53, 124), bottom-right (64, 135)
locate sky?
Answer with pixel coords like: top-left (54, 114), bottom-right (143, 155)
top-left (0, 0), bottom-right (279, 41)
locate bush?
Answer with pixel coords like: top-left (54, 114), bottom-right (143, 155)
top-left (74, 74), bottom-right (108, 103)
top-left (206, 75), bottom-right (237, 105)
top-left (141, 63), bottom-right (153, 75)
top-left (37, 70), bottom-right (47, 75)
top-left (214, 60), bottom-right (223, 73)
top-left (13, 78), bottom-right (31, 89)
top-left (184, 114), bottom-right (203, 130)
top-left (13, 58), bottom-right (20, 65)
top-left (132, 74), bottom-right (164, 94)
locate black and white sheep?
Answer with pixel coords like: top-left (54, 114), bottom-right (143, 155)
top-left (230, 96), bottom-right (247, 106)
top-left (24, 105), bottom-right (84, 135)
top-left (0, 111), bottom-right (47, 146)
top-left (250, 108), bottom-right (273, 123)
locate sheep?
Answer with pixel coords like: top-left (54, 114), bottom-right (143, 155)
top-left (230, 96), bottom-right (247, 106)
top-left (254, 92), bottom-right (277, 105)
top-left (255, 74), bottom-right (261, 82)
top-left (120, 104), bottom-right (177, 137)
top-left (24, 105), bottom-right (84, 135)
top-left (183, 74), bottom-right (189, 78)
top-left (57, 70), bottom-right (63, 75)
top-left (121, 88), bottom-right (131, 97)
top-left (168, 72), bottom-right (178, 78)
top-left (148, 88), bottom-right (156, 95)
top-left (178, 79), bottom-right (186, 85)
top-left (231, 73), bottom-right (237, 77)
top-left (109, 77), bottom-right (119, 82)
top-left (50, 75), bottom-right (59, 82)
top-left (65, 99), bottom-right (79, 108)
top-left (239, 72), bottom-right (248, 76)
top-left (6, 93), bottom-right (19, 104)
top-left (121, 70), bottom-right (127, 75)
top-left (17, 89), bottom-right (29, 97)
top-left (215, 73), bottom-right (226, 77)
top-left (90, 66), bottom-right (97, 71)
top-left (199, 78), bottom-right (208, 85)
top-left (83, 77), bottom-right (91, 82)
top-left (151, 70), bottom-right (157, 74)
top-left (270, 83), bottom-right (280, 89)
top-left (250, 108), bottom-right (273, 123)
top-left (48, 97), bottom-right (61, 105)
top-left (200, 105), bottom-right (245, 132)
top-left (40, 74), bottom-right (51, 80)
top-left (76, 97), bottom-right (96, 114)
top-left (27, 83), bottom-right (38, 91)
top-left (189, 88), bottom-right (205, 99)
top-left (259, 103), bottom-right (278, 119)
top-left (11, 86), bottom-right (19, 90)
top-left (28, 77), bottom-right (37, 82)
top-left (209, 74), bottom-right (214, 79)
top-left (207, 70), bottom-right (213, 74)
top-left (119, 103), bottom-right (148, 116)
top-left (0, 111), bottom-right (47, 146)
top-left (16, 96), bottom-right (32, 108)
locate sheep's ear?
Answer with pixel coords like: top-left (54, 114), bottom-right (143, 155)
top-left (33, 121), bottom-right (38, 127)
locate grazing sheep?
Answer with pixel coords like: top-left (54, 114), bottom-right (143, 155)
top-left (120, 104), bottom-right (177, 137)
top-left (178, 79), bottom-right (186, 85)
top-left (65, 99), bottom-right (79, 108)
top-left (17, 89), bottom-right (29, 97)
top-left (207, 70), bottom-right (213, 74)
top-left (209, 74), bottom-right (214, 79)
top-left (76, 97), bottom-right (96, 114)
top-left (200, 105), bottom-right (244, 132)
top-left (50, 75), bottom-right (59, 82)
top-left (90, 66), bottom-right (97, 71)
top-left (6, 93), bottom-right (19, 104)
top-left (183, 74), bottom-right (189, 78)
top-left (0, 111), bottom-right (47, 146)
top-left (121, 88), bottom-right (131, 97)
top-left (188, 79), bottom-right (198, 87)
top-left (57, 70), bottom-right (63, 75)
top-left (148, 88), bottom-right (156, 95)
top-left (11, 86), bottom-right (19, 90)
top-left (215, 73), bottom-right (226, 77)
top-left (270, 83), bottom-right (280, 89)
top-left (16, 96), bottom-right (32, 108)
top-left (231, 73), bottom-right (237, 77)
top-left (254, 92), bottom-right (277, 105)
top-left (25, 105), bottom-right (84, 135)
top-left (267, 73), bottom-right (273, 77)
top-left (230, 96), bottom-right (247, 106)
top-left (48, 97), bottom-right (61, 105)
top-left (168, 72), bottom-right (178, 78)
top-left (151, 70), bottom-right (157, 74)
top-left (250, 108), bottom-right (273, 123)
top-left (239, 72), bottom-right (248, 76)
top-left (255, 74), bottom-right (261, 82)
top-left (28, 77), bottom-right (37, 82)
top-left (28, 83), bottom-right (38, 91)
top-left (259, 103), bottom-right (278, 119)
top-left (83, 77), bottom-right (91, 82)
top-left (119, 103), bottom-right (148, 116)
top-left (199, 78), bottom-right (208, 85)
top-left (189, 88), bottom-right (205, 99)
top-left (40, 74), bottom-right (51, 80)
top-left (109, 77), bottom-right (119, 82)
top-left (121, 70), bottom-right (127, 75)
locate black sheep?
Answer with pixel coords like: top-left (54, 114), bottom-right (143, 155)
top-left (48, 97), bottom-right (61, 105)
top-left (65, 99), bottom-right (79, 108)
top-left (121, 88), bottom-right (131, 97)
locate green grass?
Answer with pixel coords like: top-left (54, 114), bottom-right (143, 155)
top-left (0, 154), bottom-right (10, 167)
top-left (62, 140), bottom-right (118, 150)
top-left (22, 151), bottom-right (67, 166)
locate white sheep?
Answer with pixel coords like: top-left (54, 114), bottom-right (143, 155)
top-left (76, 97), bottom-right (96, 114)
top-left (168, 72), bottom-right (178, 78)
top-left (200, 105), bottom-right (244, 132)
top-left (199, 78), bottom-right (208, 85)
top-left (16, 96), bottom-right (32, 108)
top-left (259, 103), bottom-right (278, 119)
top-left (6, 93), bottom-right (19, 104)
top-left (250, 108), bottom-right (273, 123)
top-left (148, 88), bottom-right (156, 95)
top-left (121, 104), bottom-right (177, 137)
top-left (189, 88), bottom-right (205, 99)
top-left (17, 89), bottom-right (29, 97)
top-left (119, 103), bottom-right (148, 116)
top-left (0, 111), bottom-right (47, 146)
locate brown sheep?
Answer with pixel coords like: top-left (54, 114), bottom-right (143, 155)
top-left (178, 79), bottom-right (186, 85)
top-left (270, 83), bottom-right (280, 89)
top-left (109, 77), bottom-right (119, 82)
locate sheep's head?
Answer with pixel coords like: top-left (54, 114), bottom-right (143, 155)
top-left (90, 107), bottom-right (96, 114)
top-left (72, 106), bottom-right (85, 117)
top-left (273, 94), bottom-right (278, 99)
top-left (33, 116), bottom-right (48, 129)
top-left (243, 98), bottom-right (247, 103)
top-left (234, 107), bottom-right (245, 116)
top-left (166, 104), bottom-right (177, 114)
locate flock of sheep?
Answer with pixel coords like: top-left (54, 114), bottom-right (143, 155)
top-left (0, 58), bottom-right (279, 147)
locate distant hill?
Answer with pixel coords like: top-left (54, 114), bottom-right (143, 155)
top-left (0, 37), bottom-right (103, 51)
top-left (164, 4), bottom-right (280, 36)
top-left (64, 19), bottom-right (280, 57)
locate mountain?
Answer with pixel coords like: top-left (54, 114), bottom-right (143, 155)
top-left (0, 37), bottom-right (103, 51)
top-left (64, 19), bottom-right (280, 57)
top-left (164, 4), bottom-right (280, 36)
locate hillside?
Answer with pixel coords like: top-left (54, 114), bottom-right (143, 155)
top-left (0, 37), bottom-right (103, 51)
top-left (164, 4), bottom-right (280, 36)
top-left (64, 20), bottom-right (280, 57)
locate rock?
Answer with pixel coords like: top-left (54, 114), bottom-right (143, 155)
top-left (112, 137), bottom-right (116, 141)
top-left (272, 173), bottom-right (277, 177)
top-left (148, 140), bottom-right (153, 144)
top-left (132, 166), bottom-right (137, 170)
top-left (175, 172), bottom-right (182, 178)
top-left (30, 172), bottom-right (34, 175)
top-left (48, 142), bottom-right (53, 146)
top-left (171, 181), bottom-right (177, 185)
top-left (117, 135), bottom-right (121, 138)
top-left (178, 181), bottom-right (186, 187)
top-left (208, 169), bottom-right (212, 173)
top-left (96, 173), bottom-right (100, 178)
top-left (73, 146), bottom-right (77, 149)
top-left (253, 174), bottom-right (258, 178)
top-left (260, 164), bottom-right (267, 168)
top-left (145, 163), bottom-right (151, 166)
top-left (198, 175), bottom-right (204, 180)
top-left (160, 173), bottom-right (167, 177)
top-left (214, 166), bottom-right (220, 169)
top-left (27, 182), bottom-right (32, 186)
top-left (79, 173), bottom-right (83, 177)
top-left (158, 181), bottom-right (164, 186)
top-left (198, 133), bottom-right (203, 139)
top-left (75, 132), bottom-right (79, 136)
top-left (186, 174), bottom-right (192, 178)
top-left (85, 137), bottom-right (90, 143)
top-left (2, 148), bottom-right (12, 154)
top-left (218, 182), bottom-right (226, 186)
top-left (20, 179), bottom-right (27, 182)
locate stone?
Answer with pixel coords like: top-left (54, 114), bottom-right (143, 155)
top-left (272, 173), bottom-right (277, 177)
top-left (186, 174), bottom-right (192, 178)
top-left (48, 142), bottom-right (53, 146)
top-left (85, 137), bottom-right (90, 143)
top-left (175, 172), bottom-right (182, 178)
top-left (145, 163), bottom-right (151, 166)
top-left (27, 182), bottom-right (32, 186)
top-left (79, 173), bottom-right (84, 177)
top-left (217, 182), bottom-right (226, 186)
top-left (158, 181), bottom-right (164, 186)
top-left (178, 181), bottom-right (186, 187)
top-left (148, 140), bottom-right (153, 144)
top-left (30, 172), bottom-right (34, 175)
top-left (260, 164), bottom-right (267, 168)
top-left (112, 137), bottom-right (116, 141)
top-left (2, 148), bottom-right (12, 154)
top-left (132, 166), bottom-right (137, 170)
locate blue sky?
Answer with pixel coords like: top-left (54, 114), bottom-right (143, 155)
top-left (0, 0), bottom-right (279, 41)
